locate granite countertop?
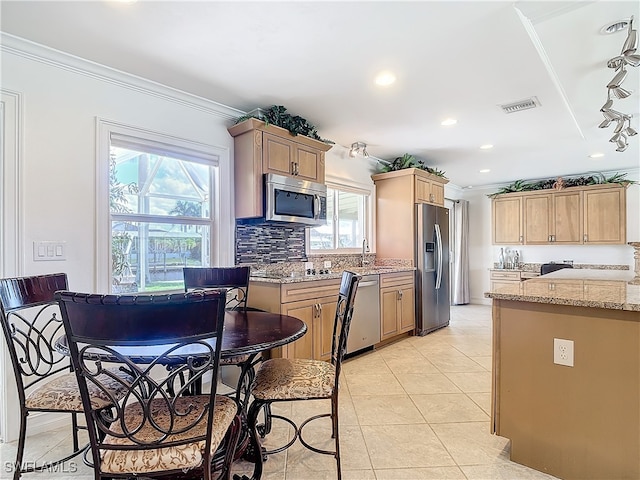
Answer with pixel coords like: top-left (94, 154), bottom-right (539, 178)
top-left (485, 269), bottom-right (640, 312)
top-left (250, 265), bottom-right (416, 284)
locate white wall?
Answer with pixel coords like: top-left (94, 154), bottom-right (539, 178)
top-left (0, 36), bottom-right (244, 441)
top-left (1, 35), bottom-right (241, 292)
top-left (463, 172), bottom-right (640, 305)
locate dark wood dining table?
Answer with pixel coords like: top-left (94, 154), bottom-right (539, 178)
top-left (55, 310), bottom-right (306, 363)
top-left (54, 309), bottom-right (306, 477)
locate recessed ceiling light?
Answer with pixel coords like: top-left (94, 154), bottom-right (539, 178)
top-left (441, 118), bottom-right (457, 126)
top-left (374, 71), bottom-right (396, 87)
top-left (480, 144), bottom-right (494, 150)
top-left (589, 152), bottom-right (605, 158)
top-left (466, 186), bottom-right (473, 189)
top-left (479, 169), bottom-right (491, 173)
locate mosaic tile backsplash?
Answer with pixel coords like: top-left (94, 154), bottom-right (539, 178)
top-left (236, 222), bottom-right (307, 264)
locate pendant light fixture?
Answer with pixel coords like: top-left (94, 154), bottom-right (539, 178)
top-left (599, 16), bottom-right (638, 152)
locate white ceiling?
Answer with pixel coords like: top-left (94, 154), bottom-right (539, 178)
top-left (1, 0), bottom-right (639, 188)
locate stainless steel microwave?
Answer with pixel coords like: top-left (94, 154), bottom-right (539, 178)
top-left (264, 173), bottom-right (327, 226)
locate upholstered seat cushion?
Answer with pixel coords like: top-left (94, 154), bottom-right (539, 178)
top-left (25, 367), bottom-right (133, 411)
top-left (100, 395), bottom-right (237, 475)
top-left (251, 358), bottom-right (335, 401)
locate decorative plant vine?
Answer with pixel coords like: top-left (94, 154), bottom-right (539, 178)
top-left (378, 153), bottom-right (447, 178)
top-left (487, 172), bottom-right (635, 198)
top-left (235, 105), bottom-right (333, 144)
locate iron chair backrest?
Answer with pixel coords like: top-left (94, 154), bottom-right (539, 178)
top-left (183, 266), bottom-right (251, 311)
top-left (55, 289), bottom-right (228, 473)
top-left (330, 271), bottom-right (361, 382)
top-left (0, 273), bottom-right (70, 401)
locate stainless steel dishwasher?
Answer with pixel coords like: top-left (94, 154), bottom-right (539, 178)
top-left (346, 274), bottom-right (380, 354)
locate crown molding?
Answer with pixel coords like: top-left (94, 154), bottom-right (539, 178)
top-left (0, 33), bottom-right (245, 121)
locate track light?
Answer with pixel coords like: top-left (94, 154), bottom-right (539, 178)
top-left (600, 15), bottom-right (638, 152)
top-left (349, 142), bottom-right (369, 158)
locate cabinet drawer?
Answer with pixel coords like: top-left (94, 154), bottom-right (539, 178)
top-left (490, 270), bottom-right (521, 281)
top-left (380, 272), bottom-right (415, 288)
top-left (280, 278), bottom-right (341, 304)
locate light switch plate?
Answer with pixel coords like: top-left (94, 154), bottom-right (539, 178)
top-left (33, 241), bottom-right (66, 261)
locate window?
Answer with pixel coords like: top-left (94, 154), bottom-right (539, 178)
top-left (309, 185), bottom-right (370, 252)
top-left (98, 121), bottom-right (231, 294)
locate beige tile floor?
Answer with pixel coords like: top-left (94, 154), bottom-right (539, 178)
top-left (0, 304), bottom-right (559, 479)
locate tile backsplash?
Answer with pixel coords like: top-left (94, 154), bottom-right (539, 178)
top-left (235, 222), bottom-right (307, 264)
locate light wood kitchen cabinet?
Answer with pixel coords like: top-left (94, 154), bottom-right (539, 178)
top-left (262, 132), bottom-right (323, 180)
top-left (415, 176), bottom-right (445, 205)
top-left (492, 196), bottom-right (523, 245)
top-left (492, 183), bottom-right (626, 245)
top-left (523, 191), bottom-right (581, 244)
top-left (379, 272), bottom-right (415, 341)
top-left (228, 118), bottom-right (332, 219)
top-left (490, 269), bottom-right (522, 290)
top-left (248, 277), bottom-right (341, 360)
top-left (372, 168), bottom-right (449, 262)
top-left (281, 295), bottom-right (336, 361)
top-left (583, 185), bottom-right (626, 244)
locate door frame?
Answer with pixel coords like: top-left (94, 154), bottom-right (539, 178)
top-left (1, 89), bottom-right (23, 442)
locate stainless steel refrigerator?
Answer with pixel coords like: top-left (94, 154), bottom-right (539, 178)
top-left (415, 203), bottom-right (450, 335)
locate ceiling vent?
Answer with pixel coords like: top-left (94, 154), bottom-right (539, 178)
top-left (499, 97), bottom-right (541, 114)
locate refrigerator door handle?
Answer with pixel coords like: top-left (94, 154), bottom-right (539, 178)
top-left (435, 223), bottom-right (443, 290)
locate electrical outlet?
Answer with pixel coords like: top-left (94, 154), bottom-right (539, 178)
top-left (554, 338), bottom-right (574, 367)
top-left (323, 260), bottom-right (331, 269)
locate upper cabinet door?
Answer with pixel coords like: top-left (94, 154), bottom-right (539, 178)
top-left (583, 187), bottom-right (626, 244)
top-left (523, 194), bottom-right (553, 244)
top-left (492, 196), bottom-right (523, 245)
top-left (414, 176), bottom-right (445, 206)
top-left (553, 191), bottom-right (582, 244)
top-left (263, 132), bottom-right (296, 176)
top-left (294, 144), bottom-right (324, 182)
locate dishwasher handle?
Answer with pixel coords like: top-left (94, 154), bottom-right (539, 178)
top-left (358, 281), bottom-right (379, 288)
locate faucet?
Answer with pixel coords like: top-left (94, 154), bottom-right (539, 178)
top-left (361, 238), bottom-right (370, 267)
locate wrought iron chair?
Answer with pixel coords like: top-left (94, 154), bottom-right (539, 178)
top-left (242, 270), bottom-right (360, 480)
top-left (0, 273), bottom-right (132, 480)
top-left (56, 289), bottom-right (242, 480)
top-left (183, 266), bottom-right (263, 407)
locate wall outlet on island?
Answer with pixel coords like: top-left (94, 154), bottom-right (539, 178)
top-left (323, 261), bottom-right (331, 269)
top-left (554, 338), bottom-right (574, 367)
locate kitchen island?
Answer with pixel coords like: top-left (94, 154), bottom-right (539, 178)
top-left (485, 269), bottom-right (640, 480)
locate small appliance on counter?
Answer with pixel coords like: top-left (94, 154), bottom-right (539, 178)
top-left (540, 262), bottom-right (574, 275)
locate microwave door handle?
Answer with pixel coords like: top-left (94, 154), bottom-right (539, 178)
top-left (314, 195), bottom-right (320, 219)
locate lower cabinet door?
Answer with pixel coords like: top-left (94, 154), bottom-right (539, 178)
top-left (314, 296), bottom-right (338, 362)
top-left (281, 295), bottom-right (337, 361)
top-left (398, 285), bottom-right (415, 332)
top-left (281, 301), bottom-right (315, 360)
top-left (380, 287), bottom-right (400, 340)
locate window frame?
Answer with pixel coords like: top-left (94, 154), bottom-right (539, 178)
top-left (96, 119), bottom-right (233, 293)
top-left (307, 178), bottom-right (374, 255)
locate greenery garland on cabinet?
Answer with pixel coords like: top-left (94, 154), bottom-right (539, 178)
top-left (378, 153), bottom-right (447, 177)
top-left (234, 105), bottom-right (333, 144)
top-left (487, 172), bottom-right (635, 198)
